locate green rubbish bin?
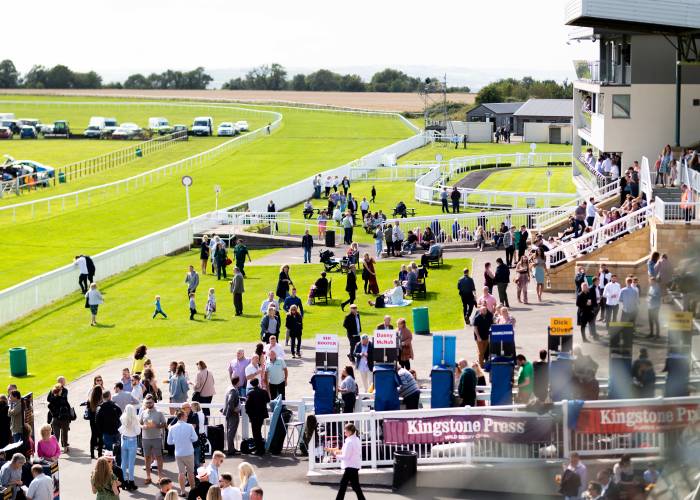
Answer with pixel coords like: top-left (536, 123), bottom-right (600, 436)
top-left (412, 307), bottom-right (430, 335)
top-left (135, 147), bottom-right (143, 158)
top-left (9, 347), bottom-right (27, 377)
top-left (58, 171), bottom-right (66, 184)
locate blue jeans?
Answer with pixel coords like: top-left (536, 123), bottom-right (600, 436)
top-left (375, 240), bottom-right (383, 257)
top-left (121, 435), bottom-right (137, 480)
top-left (103, 432), bottom-right (120, 451)
top-left (12, 432), bottom-right (22, 443)
top-left (237, 386), bottom-right (247, 398)
top-left (303, 247), bottom-right (312, 263)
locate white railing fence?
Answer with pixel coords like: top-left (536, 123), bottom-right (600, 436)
top-left (681, 159), bottom-right (700, 197)
top-left (544, 205), bottom-right (651, 268)
top-left (654, 199), bottom-right (700, 224)
top-left (309, 395), bottom-right (700, 472)
top-left (0, 109), bottom-right (283, 222)
top-left (640, 156), bottom-right (654, 203)
top-left (534, 178), bottom-right (621, 230)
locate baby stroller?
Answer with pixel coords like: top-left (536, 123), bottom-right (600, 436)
top-left (319, 249), bottom-right (341, 272)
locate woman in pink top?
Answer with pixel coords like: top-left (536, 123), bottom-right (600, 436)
top-left (36, 424), bottom-right (61, 461)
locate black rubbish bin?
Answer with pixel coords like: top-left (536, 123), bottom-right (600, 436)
top-left (392, 450), bottom-right (417, 493)
top-left (325, 229), bottom-right (336, 248)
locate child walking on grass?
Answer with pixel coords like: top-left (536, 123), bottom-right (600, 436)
top-left (189, 292), bottom-right (197, 320)
top-left (152, 295), bottom-right (168, 319)
top-left (205, 287), bottom-right (216, 320)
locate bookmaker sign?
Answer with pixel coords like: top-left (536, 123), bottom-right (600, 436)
top-left (575, 404), bottom-right (700, 434)
top-left (384, 414), bottom-right (554, 445)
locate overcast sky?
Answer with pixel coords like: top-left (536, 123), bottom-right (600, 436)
top-left (6, 0), bottom-right (595, 87)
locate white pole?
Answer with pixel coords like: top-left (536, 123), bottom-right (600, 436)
top-left (185, 185), bottom-right (191, 220)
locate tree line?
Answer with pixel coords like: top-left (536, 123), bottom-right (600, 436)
top-left (221, 64), bottom-right (470, 93)
top-left (476, 77), bottom-right (573, 103)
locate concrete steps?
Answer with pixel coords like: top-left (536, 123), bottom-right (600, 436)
top-left (653, 186), bottom-right (682, 203)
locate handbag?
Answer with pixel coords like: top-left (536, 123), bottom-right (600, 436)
top-left (69, 407), bottom-right (77, 421)
top-left (84, 296), bottom-right (90, 309)
top-left (193, 370), bottom-right (210, 401)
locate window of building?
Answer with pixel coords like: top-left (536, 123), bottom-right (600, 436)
top-left (612, 94), bottom-right (631, 118)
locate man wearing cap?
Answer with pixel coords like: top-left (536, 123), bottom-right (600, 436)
top-left (343, 305), bottom-right (362, 362)
top-left (139, 395), bottom-right (166, 485)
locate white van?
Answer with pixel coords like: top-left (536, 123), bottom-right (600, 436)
top-left (84, 116), bottom-right (106, 138)
top-left (192, 116), bottom-right (213, 136)
top-left (148, 117), bottom-right (172, 135)
top-left (0, 113), bottom-right (15, 121)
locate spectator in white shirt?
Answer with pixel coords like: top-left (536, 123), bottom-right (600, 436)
top-left (130, 374), bottom-right (144, 403)
top-left (602, 274), bottom-right (621, 326)
top-left (586, 198), bottom-right (597, 227)
top-left (219, 472), bottom-right (243, 500)
top-left (267, 336), bottom-right (285, 360)
top-left (26, 464), bottom-right (53, 500)
top-left (259, 292), bottom-right (278, 316)
top-left (245, 355), bottom-right (263, 391)
top-left (326, 423), bottom-right (365, 500)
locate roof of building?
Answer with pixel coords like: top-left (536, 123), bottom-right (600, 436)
top-left (512, 99), bottom-right (573, 118)
top-left (469, 102), bottom-right (525, 115)
top-left (565, 0), bottom-right (700, 34)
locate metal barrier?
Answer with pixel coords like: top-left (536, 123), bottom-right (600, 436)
top-left (309, 395), bottom-right (700, 472)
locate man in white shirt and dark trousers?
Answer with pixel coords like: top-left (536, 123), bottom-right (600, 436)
top-left (326, 423), bottom-right (366, 500)
top-left (75, 255), bottom-right (90, 293)
top-left (602, 275), bottom-right (621, 327)
top-left (26, 464), bottom-right (53, 500)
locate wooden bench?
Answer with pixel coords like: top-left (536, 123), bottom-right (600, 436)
top-left (312, 279), bottom-right (332, 304)
top-left (392, 207), bottom-right (416, 218)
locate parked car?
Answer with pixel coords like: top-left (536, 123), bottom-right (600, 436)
top-left (192, 116), bottom-right (213, 136)
top-left (148, 117), bottom-right (172, 135)
top-left (0, 120), bottom-right (20, 134)
top-left (20, 126), bottom-right (38, 139)
top-left (37, 123), bottom-right (54, 135)
top-left (103, 118), bottom-right (119, 135)
top-left (0, 127), bottom-right (13, 139)
top-left (18, 118), bottom-right (40, 128)
top-left (235, 120), bottom-right (249, 132)
top-left (172, 124), bottom-right (188, 134)
top-left (112, 123), bottom-right (141, 139)
top-left (217, 122), bottom-right (237, 137)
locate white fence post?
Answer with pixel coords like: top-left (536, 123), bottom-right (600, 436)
top-left (562, 400), bottom-right (571, 458)
top-left (369, 411), bottom-right (378, 470)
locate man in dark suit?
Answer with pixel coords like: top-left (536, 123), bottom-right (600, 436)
top-left (340, 265), bottom-right (357, 311)
top-left (343, 305), bottom-right (362, 362)
top-left (244, 379), bottom-right (270, 456)
top-left (457, 268), bottom-right (476, 322)
top-left (597, 468), bottom-right (621, 499)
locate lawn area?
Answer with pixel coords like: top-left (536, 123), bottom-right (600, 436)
top-left (400, 141), bottom-right (572, 163)
top-left (0, 250), bottom-right (471, 396)
top-left (0, 104), bottom-right (413, 289)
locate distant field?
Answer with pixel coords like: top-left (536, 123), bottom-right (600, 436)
top-left (0, 98), bottom-right (413, 289)
top-left (0, 88), bottom-right (476, 112)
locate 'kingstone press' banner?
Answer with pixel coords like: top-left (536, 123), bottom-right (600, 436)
top-left (383, 413), bottom-right (555, 445)
top-left (575, 403), bottom-right (700, 434)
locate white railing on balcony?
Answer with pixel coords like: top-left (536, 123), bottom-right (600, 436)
top-left (544, 205), bottom-right (651, 268)
top-left (534, 179), bottom-right (621, 230)
top-left (654, 199), bottom-right (700, 224)
top-left (681, 159), bottom-right (700, 197)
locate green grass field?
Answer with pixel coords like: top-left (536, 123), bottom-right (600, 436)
top-left (0, 100), bottom-right (413, 289)
top-left (0, 250), bottom-right (471, 395)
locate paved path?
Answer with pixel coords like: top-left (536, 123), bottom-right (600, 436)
top-left (35, 248), bottom-right (676, 498)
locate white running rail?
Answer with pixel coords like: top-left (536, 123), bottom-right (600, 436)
top-left (544, 205), bottom-right (652, 268)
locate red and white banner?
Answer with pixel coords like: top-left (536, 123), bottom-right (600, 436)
top-left (576, 403), bottom-right (700, 434)
top-left (315, 334), bottom-right (339, 353)
top-left (374, 329), bottom-right (396, 349)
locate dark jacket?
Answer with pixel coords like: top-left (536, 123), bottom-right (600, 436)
top-left (276, 271), bottom-right (292, 299)
top-left (95, 400), bottom-right (122, 434)
top-left (214, 246), bottom-right (227, 265)
top-left (47, 387), bottom-right (71, 422)
top-left (343, 312), bottom-right (362, 338)
top-left (458, 368), bottom-right (477, 407)
top-left (345, 271), bottom-right (357, 292)
top-left (472, 311), bottom-right (494, 341)
top-left (576, 290), bottom-right (595, 324)
top-left (260, 312), bottom-right (281, 341)
top-left (457, 275), bottom-right (476, 298)
top-left (494, 264), bottom-right (510, 284)
top-left (301, 234), bottom-right (314, 250)
top-left (0, 401), bottom-right (10, 449)
top-left (285, 312), bottom-right (303, 336)
top-left (353, 341), bottom-right (375, 371)
top-left (283, 295), bottom-right (304, 316)
top-left (85, 255), bottom-right (96, 276)
top-left (244, 387), bottom-right (270, 422)
top-left (199, 242), bottom-right (209, 260)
